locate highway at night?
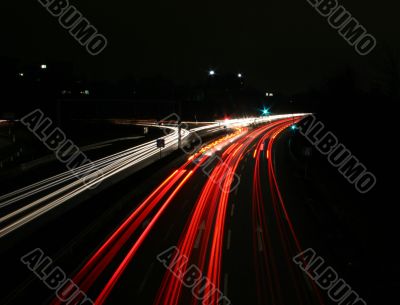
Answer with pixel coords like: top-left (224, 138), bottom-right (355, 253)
top-left (1, 0), bottom-right (393, 303)
top-left (0, 116), bottom-right (340, 305)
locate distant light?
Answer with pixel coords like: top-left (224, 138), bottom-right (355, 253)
top-left (291, 125), bottom-right (297, 130)
top-left (209, 70), bottom-right (215, 76)
top-left (270, 93), bottom-right (274, 97)
top-left (262, 107), bottom-right (270, 116)
top-left (18, 73), bottom-right (24, 77)
top-left (41, 64), bottom-right (47, 69)
top-left (266, 92), bottom-right (274, 97)
top-left (237, 73), bottom-right (242, 78)
top-left (80, 90), bottom-right (90, 95)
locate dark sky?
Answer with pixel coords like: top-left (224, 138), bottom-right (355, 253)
top-left (2, 0), bottom-right (399, 93)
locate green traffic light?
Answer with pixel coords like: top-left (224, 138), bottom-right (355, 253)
top-left (262, 107), bottom-right (270, 115)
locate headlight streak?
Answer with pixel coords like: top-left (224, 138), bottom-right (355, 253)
top-left (0, 126), bottom-right (186, 238)
top-left (0, 124), bottom-right (192, 238)
top-left (0, 115), bottom-right (308, 239)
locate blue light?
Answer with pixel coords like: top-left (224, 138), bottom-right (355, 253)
top-left (262, 107), bottom-right (270, 116)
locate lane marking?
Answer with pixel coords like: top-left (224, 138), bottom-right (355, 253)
top-left (223, 273), bottom-right (229, 303)
top-left (257, 225), bottom-right (263, 252)
top-left (142, 218), bottom-right (150, 229)
top-left (194, 220), bottom-right (206, 249)
top-left (226, 229), bottom-right (232, 250)
top-left (163, 225), bottom-right (174, 241)
top-left (138, 262), bottom-right (154, 293)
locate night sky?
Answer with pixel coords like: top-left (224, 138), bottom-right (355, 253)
top-left (2, 0), bottom-right (399, 93)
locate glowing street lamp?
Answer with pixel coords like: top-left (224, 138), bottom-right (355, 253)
top-left (209, 70), bottom-right (215, 76)
top-left (262, 107), bottom-right (270, 116)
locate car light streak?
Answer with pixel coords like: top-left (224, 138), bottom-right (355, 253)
top-left (154, 120), bottom-right (295, 305)
top-left (52, 126), bottom-right (251, 305)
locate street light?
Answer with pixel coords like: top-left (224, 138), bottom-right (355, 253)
top-left (237, 73), bottom-right (242, 78)
top-left (209, 70), bottom-right (215, 76)
top-left (262, 107), bottom-right (270, 116)
top-left (41, 64), bottom-right (47, 69)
